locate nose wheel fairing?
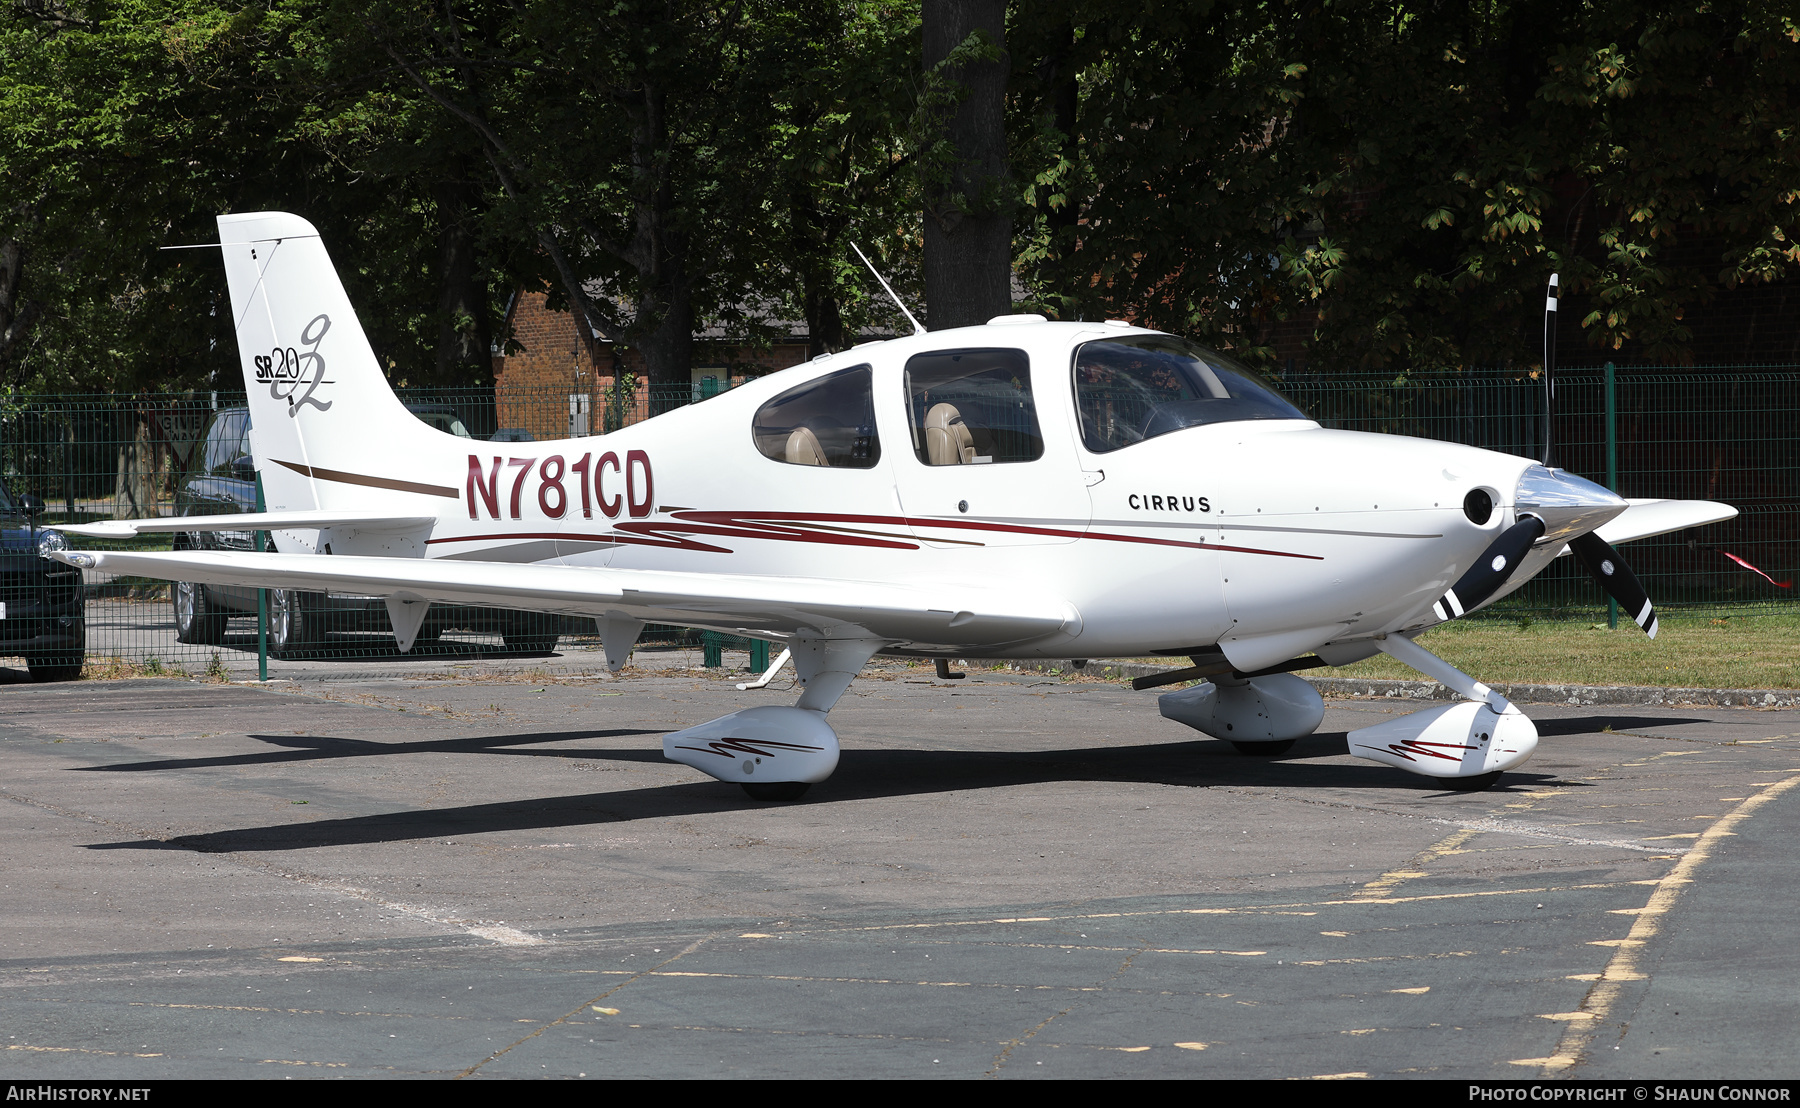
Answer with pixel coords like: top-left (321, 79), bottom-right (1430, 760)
top-left (1345, 633), bottom-right (1539, 781)
top-left (1347, 700), bottom-right (1538, 778)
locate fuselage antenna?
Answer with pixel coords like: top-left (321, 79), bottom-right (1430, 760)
top-left (851, 242), bottom-right (925, 335)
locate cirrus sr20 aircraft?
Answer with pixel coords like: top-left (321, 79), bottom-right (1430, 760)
top-left (60, 212), bottom-right (1736, 799)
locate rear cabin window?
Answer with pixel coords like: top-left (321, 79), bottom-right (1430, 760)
top-left (904, 348), bottom-right (1043, 466)
top-left (752, 364), bottom-right (881, 468)
top-left (1073, 335), bottom-right (1307, 453)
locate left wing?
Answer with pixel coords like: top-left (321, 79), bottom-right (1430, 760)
top-left (61, 511), bottom-right (435, 538)
top-left (54, 548), bottom-right (1078, 650)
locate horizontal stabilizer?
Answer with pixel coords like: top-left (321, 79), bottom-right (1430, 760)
top-left (1589, 499), bottom-right (1736, 546)
top-left (51, 548), bottom-right (1078, 649)
top-left (61, 511), bottom-right (437, 538)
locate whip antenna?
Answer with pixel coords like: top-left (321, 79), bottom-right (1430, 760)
top-left (851, 242), bottom-right (924, 335)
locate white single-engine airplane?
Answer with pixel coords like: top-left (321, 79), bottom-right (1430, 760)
top-left (61, 212), bottom-right (1735, 798)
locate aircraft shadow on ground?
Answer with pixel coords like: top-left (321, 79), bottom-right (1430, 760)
top-left (73, 729), bottom-right (667, 774)
top-left (1531, 714), bottom-right (1710, 736)
top-left (78, 721), bottom-right (1650, 854)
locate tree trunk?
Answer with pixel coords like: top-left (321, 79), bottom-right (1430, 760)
top-left (923, 0), bottom-right (1013, 330)
top-left (633, 281), bottom-right (695, 392)
top-left (434, 179), bottom-right (493, 386)
top-left (1, 233), bottom-right (44, 381)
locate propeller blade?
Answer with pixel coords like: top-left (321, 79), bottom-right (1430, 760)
top-left (1569, 531), bottom-right (1658, 638)
top-left (1431, 515), bottom-right (1547, 621)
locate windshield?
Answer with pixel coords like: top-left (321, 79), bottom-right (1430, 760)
top-left (1073, 335), bottom-right (1308, 453)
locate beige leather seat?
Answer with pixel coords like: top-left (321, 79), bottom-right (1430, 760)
top-left (785, 426), bottom-right (828, 466)
top-left (924, 403), bottom-right (976, 465)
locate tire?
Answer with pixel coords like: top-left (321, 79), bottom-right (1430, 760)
top-left (501, 613), bottom-right (558, 656)
top-left (269, 589), bottom-right (322, 657)
top-left (1441, 771), bottom-right (1503, 792)
top-left (173, 581), bottom-right (227, 644)
top-left (1230, 739), bottom-right (1296, 755)
top-left (741, 782), bottom-right (810, 802)
top-left (28, 618), bottom-right (85, 683)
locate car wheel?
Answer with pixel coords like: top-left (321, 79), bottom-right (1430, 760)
top-left (269, 589), bottom-right (322, 657)
top-left (28, 618), bottom-right (85, 682)
top-left (173, 580), bottom-right (227, 644)
top-left (501, 613), bottom-right (558, 656)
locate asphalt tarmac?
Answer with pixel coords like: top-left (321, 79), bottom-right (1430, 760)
top-left (1, 657), bottom-right (1796, 1080)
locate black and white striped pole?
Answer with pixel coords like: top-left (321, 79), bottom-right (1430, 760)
top-left (1543, 273), bottom-right (1559, 469)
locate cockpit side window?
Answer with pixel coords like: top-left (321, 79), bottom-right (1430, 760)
top-left (752, 364), bottom-right (881, 468)
top-left (903, 348), bottom-right (1043, 466)
top-left (1073, 336), bottom-right (1307, 453)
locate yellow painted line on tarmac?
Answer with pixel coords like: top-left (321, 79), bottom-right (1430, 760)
top-left (1352, 827), bottom-right (1480, 899)
top-left (770, 882), bottom-right (1633, 940)
top-left (8, 1044), bottom-right (164, 1058)
top-left (1529, 771), bottom-right (1800, 1075)
top-left (1292, 951), bottom-right (1473, 967)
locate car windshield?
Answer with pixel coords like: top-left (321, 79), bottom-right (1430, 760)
top-left (1073, 335), bottom-right (1308, 453)
top-left (417, 411), bottom-right (472, 437)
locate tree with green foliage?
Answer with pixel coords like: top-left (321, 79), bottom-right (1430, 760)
top-left (348, 0), bottom-right (925, 383)
top-left (1010, 1), bottom-right (1800, 371)
top-left (0, 0), bottom-right (513, 393)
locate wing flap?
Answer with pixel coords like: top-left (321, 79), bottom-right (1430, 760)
top-left (62, 511), bottom-right (436, 538)
top-left (54, 549), bottom-right (1077, 648)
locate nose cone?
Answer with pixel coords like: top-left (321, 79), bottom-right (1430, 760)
top-left (1514, 465), bottom-right (1627, 543)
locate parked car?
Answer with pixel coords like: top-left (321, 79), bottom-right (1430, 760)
top-left (0, 475), bottom-right (85, 681)
top-left (407, 403), bottom-right (476, 439)
top-left (171, 407), bottom-right (559, 657)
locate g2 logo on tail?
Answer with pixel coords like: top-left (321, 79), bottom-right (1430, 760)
top-left (253, 313), bottom-right (333, 416)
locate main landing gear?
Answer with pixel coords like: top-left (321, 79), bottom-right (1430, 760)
top-left (661, 636), bottom-right (882, 802)
top-left (1157, 635), bottom-right (1536, 790)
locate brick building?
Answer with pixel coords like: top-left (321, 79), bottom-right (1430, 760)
top-left (491, 290), bottom-right (816, 439)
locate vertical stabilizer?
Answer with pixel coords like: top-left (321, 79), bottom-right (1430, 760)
top-left (217, 212), bottom-right (441, 523)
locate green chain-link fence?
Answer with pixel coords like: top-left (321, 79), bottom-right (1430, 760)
top-left (1283, 366), bottom-right (1799, 619)
top-left (0, 367), bottom-right (1793, 676)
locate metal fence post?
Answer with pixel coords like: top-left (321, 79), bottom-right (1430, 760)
top-left (1605, 362), bottom-right (1618, 630)
top-left (254, 472), bottom-right (268, 681)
